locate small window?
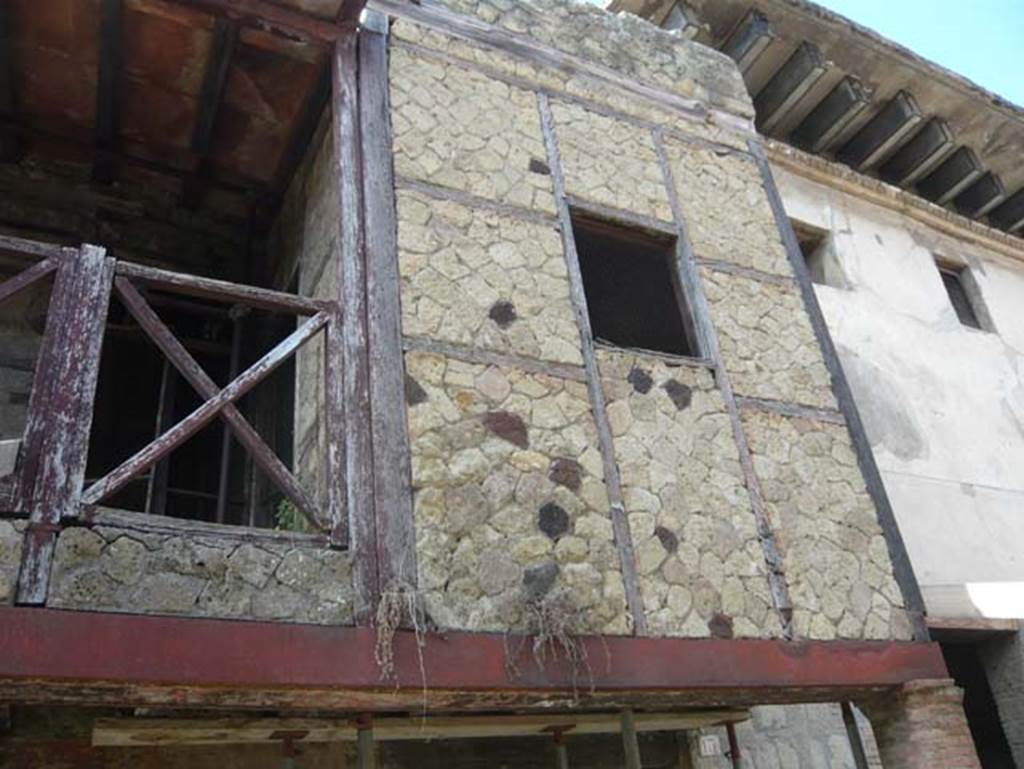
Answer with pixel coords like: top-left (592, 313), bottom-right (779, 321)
top-left (937, 261), bottom-right (989, 331)
top-left (572, 214), bottom-right (698, 357)
top-left (792, 220), bottom-right (844, 287)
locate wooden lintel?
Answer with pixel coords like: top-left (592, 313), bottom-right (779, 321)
top-left (92, 710), bottom-right (749, 747)
top-left (93, 0), bottom-right (125, 184)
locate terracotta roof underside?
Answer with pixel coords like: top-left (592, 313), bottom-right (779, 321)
top-left (0, 0), bottom-right (360, 241)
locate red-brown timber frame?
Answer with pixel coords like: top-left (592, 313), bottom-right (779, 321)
top-left (0, 606), bottom-right (947, 712)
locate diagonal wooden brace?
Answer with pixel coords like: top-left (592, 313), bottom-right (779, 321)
top-left (82, 278), bottom-right (329, 529)
top-left (0, 256), bottom-right (59, 307)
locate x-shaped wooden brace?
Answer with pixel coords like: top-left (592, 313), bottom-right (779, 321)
top-left (81, 277), bottom-right (330, 531)
top-left (0, 255), bottom-right (60, 307)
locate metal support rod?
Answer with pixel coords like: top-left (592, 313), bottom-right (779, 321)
top-left (145, 358), bottom-right (176, 516)
top-left (356, 714), bottom-right (375, 769)
top-left (841, 702), bottom-right (870, 769)
top-left (215, 307), bottom-right (245, 523)
top-left (726, 723), bottom-right (741, 769)
top-left (621, 709), bottom-right (642, 769)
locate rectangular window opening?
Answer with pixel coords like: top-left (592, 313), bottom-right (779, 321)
top-left (572, 213), bottom-right (699, 358)
top-left (936, 260), bottom-right (987, 331)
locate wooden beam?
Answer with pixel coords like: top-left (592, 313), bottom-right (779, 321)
top-left (917, 146), bottom-right (984, 206)
top-left (331, 29), bottom-right (376, 607)
top-left (89, 710), bottom-right (748, 747)
top-left (178, 0), bottom-right (352, 44)
top-left (879, 118), bottom-right (955, 188)
top-left (93, 0), bottom-right (125, 184)
top-left (620, 709), bottom-right (642, 769)
top-left (955, 172), bottom-right (1005, 218)
top-left (789, 77), bottom-right (869, 154)
top-left (338, 0), bottom-right (370, 24)
top-left (0, 2), bottom-right (19, 162)
top-left (360, 11), bottom-right (417, 590)
top-left (0, 606), bottom-right (949, 711)
top-left (720, 9), bottom-right (775, 74)
top-left (841, 703), bottom-right (870, 769)
top-left (538, 91), bottom-right (647, 636)
top-left (836, 91), bottom-right (922, 171)
top-left (15, 246), bottom-right (115, 603)
top-left (989, 187), bottom-right (1024, 233)
top-left (182, 18), bottom-right (240, 209)
top-left (754, 42), bottom-right (827, 134)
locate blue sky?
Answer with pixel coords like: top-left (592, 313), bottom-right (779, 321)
top-left (810, 0), bottom-right (1024, 106)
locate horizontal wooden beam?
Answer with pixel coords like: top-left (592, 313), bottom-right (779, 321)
top-left (720, 9), bottom-right (775, 73)
top-left (879, 118), bottom-right (956, 188)
top-left (177, 0), bottom-right (352, 43)
top-left (917, 146), bottom-right (984, 205)
top-left (837, 91), bottom-right (922, 171)
top-left (789, 76), bottom-right (869, 154)
top-left (93, 709), bottom-right (749, 746)
top-left (754, 41), bottom-right (827, 134)
top-left (0, 607), bottom-right (949, 712)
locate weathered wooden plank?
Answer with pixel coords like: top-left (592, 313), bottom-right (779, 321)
top-left (395, 176), bottom-right (559, 228)
top-left (93, 0), bottom-right (124, 184)
top-left (104, 278), bottom-right (327, 529)
top-left (325, 311), bottom-right (347, 546)
top-left (695, 257), bottom-right (797, 288)
top-left (115, 261), bottom-right (328, 314)
top-left (182, 18), bottom-right (240, 209)
top-left (564, 195), bottom-right (676, 236)
top-left (402, 337), bottom-right (587, 382)
top-left (0, 235), bottom-right (67, 261)
top-left (15, 246), bottom-right (115, 603)
top-left (0, 256), bottom-right (59, 306)
top-left (538, 92), bottom-right (647, 636)
top-left (82, 293), bottom-right (328, 523)
top-left (360, 15), bottom-right (417, 590)
top-left (91, 710), bottom-right (746, 746)
top-left (333, 29), bottom-right (378, 616)
top-left (748, 138), bottom-right (929, 641)
top-left (652, 129), bottom-right (794, 639)
top-left (735, 395), bottom-right (846, 426)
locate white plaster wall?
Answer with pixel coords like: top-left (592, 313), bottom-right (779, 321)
top-left (775, 168), bottom-right (1024, 620)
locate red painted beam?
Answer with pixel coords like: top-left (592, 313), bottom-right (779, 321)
top-left (0, 607), bottom-right (947, 704)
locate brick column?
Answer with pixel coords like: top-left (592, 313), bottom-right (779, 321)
top-left (862, 679), bottom-right (980, 769)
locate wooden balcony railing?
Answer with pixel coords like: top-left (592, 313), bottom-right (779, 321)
top-left (0, 235), bottom-right (347, 604)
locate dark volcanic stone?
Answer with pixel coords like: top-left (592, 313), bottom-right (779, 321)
top-left (662, 379), bottom-right (692, 410)
top-left (627, 367), bottom-right (653, 394)
top-left (404, 375), bottom-right (428, 406)
top-left (482, 410), bottom-right (529, 448)
top-left (488, 300), bottom-right (518, 329)
top-left (548, 457), bottom-right (583, 492)
top-left (523, 561), bottom-right (559, 599)
top-left (528, 158), bottom-right (551, 175)
top-left (708, 612), bottom-right (734, 639)
top-left (538, 502), bottom-right (570, 540)
top-left (654, 525), bottom-right (679, 554)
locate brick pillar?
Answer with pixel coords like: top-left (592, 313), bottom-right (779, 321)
top-left (861, 679), bottom-right (980, 769)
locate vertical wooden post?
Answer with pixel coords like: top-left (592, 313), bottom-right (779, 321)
top-left (15, 245), bottom-right (115, 604)
top-left (842, 702), bottom-right (871, 769)
top-left (726, 723), bottom-right (742, 769)
top-left (553, 730), bottom-right (570, 769)
top-left (359, 10), bottom-right (417, 591)
top-left (356, 714), bottom-right (376, 769)
top-left (621, 709), bottom-right (642, 769)
top-left (331, 28), bottom-right (378, 617)
top-left (537, 91), bottom-right (647, 636)
top-left (215, 307), bottom-right (245, 524)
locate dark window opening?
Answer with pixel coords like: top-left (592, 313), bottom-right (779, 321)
top-left (791, 220), bottom-right (835, 287)
top-left (937, 262), bottom-right (985, 330)
top-left (940, 641), bottom-right (1016, 768)
top-left (572, 215), bottom-right (698, 357)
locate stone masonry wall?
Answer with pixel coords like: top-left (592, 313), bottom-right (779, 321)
top-left (405, 351), bottom-right (630, 633)
top-left (47, 510), bottom-right (354, 624)
top-left (390, 0), bottom-right (913, 642)
top-left (396, 188), bottom-right (582, 364)
top-left (0, 519), bottom-right (26, 605)
top-left (598, 350), bottom-right (775, 638)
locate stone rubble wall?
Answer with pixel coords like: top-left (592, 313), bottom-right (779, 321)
top-left (550, 99), bottom-right (673, 222)
top-left (391, 2), bottom-right (911, 642)
top-left (741, 411), bottom-right (913, 641)
top-left (0, 519), bottom-right (26, 604)
top-left (598, 350), bottom-right (775, 638)
top-left (397, 188), bottom-right (582, 364)
top-left (47, 511), bottom-right (354, 624)
top-left (404, 351), bottom-right (630, 633)
top-left (701, 269), bottom-right (837, 410)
